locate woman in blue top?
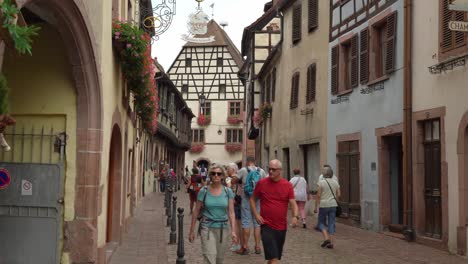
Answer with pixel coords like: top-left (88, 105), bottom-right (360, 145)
top-left (189, 163), bottom-right (238, 264)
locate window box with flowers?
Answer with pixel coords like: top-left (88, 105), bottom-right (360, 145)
top-left (197, 115), bottom-right (211, 126)
top-left (259, 102), bottom-right (272, 123)
top-left (225, 144), bottom-right (242, 153)
top-left (190, 143), bottom-right (204, 153)
top-left (112, 20), bottom-right (158, 133)
top-left (227, 116), bottom-right (242, 125)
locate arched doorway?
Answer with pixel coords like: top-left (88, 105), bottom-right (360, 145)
top-left (106, 125), bottom-right (122, 243)
top-left (197, 159), bottom-right (210, 169)
top-left (6, 1), bottom-right (103, 262)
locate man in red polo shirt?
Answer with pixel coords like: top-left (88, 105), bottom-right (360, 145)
top-left (250, 159), bottom-right (298, 264)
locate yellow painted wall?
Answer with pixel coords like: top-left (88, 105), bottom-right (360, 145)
top-left (3, 23), bottom-right (77, 264)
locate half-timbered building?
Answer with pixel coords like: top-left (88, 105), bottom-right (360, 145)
top-left (167, 20), bottom-right (245, 167)
top-left (327, 0), bottom-right (404, 234)
top-left (240, 1), bottom-right (282, 167)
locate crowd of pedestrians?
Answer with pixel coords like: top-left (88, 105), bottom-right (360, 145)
top-left (182, 157), bottom-right (341, 264)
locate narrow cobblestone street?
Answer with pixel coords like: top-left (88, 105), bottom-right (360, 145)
top-left (109, 189), bottom-right (467, 264)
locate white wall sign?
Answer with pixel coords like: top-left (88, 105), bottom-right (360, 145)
top-left (21, 180), bottom-right (32, 196)
top-left (449, 0), bottom-right (468, 11)
top-left (449, 21), bottom-right (468, 32)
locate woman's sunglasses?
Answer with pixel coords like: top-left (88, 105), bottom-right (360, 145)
top-left (210, 172), bottom-right (223, 176)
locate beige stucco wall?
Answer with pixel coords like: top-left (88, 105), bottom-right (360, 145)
top-left (412, 1), bottom-right (468, 253)
top-left (264, 0), bottom-right (329, 172)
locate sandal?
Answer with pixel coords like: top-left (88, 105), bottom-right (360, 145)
top-left (326, 243), bottom-right (334, 249)
top-left (235, 247), bottom-right (249, 255)
top-left (321, 240), bottom-right (331, 248)
top-left (254, 246), bottom-right (262, 254)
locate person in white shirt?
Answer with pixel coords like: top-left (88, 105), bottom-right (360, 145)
top-left (289, 168), bottom-right (309, 228)
top-left (315, 165), bottom-right (338, 231)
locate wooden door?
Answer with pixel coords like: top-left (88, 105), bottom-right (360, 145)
top-left (337, 140), bottom-right (361, 222)
top-left (423, 119), bottom-right (442, 239)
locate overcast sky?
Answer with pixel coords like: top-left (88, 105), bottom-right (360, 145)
top-left (150, 0), bottom-right (268, 69)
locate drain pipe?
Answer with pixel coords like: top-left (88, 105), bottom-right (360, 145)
top-left (403, 0), bottom-right (415, 242)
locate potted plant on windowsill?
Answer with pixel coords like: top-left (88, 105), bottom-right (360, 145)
top-left (259, 102), bottom-right (272, 124)
top-left (225, 144), bottom-right (242, 153)
top-left (190, 143), bottom-right (204, 153)
top-left (227, 116), bottom-right (242, 125)
top-left (197, 115), bottom-right (211, 126)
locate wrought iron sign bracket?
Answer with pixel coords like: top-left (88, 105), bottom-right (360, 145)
top-left (136, 0), bottom-right (177, 42)
top-left (360, 81), bottom-right (385, 95)
top-left (428, 54), bottom-right (468, 74)
top-left (330, 95), bottom-right (350, 105)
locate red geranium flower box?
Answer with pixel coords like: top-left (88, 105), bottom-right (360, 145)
top-left (225, 144), bottom-right (242, 153)
top-left (227, 116), bottom-right (242, 125)
top-left (197, 116), bottom-right (211, 126)
top-left (190, 144), bottom-right (204, 153)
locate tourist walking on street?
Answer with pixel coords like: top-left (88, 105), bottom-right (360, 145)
top-left (226, 162), bottom-right (243, 252)
top-left (314, 164), bottom-right (338, 231)
top-left (187, 167), bottom-right (202, 215)
top-left (250, 159), bottom-right (298, 264)
top-left (290, 168), bottom-right (308, 228)
top-left (189, 164), bottom-right (238, 264)
top-left (231, 156), bottom-right (266, 255)
top-left (159, 167), bottom-right (167, 192)
top-left (316, 166), bottom-right (340, 249)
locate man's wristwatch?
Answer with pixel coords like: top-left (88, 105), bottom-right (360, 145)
top-left (293, 215), bottom-right (300, 220)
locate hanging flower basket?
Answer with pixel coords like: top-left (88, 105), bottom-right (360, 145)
top-left (190, 144), bottom-right (204, 153)
top-left (112, 20), bottom-right (158, 133)
top-left (227, 116), bottom-right (242, 125)
top-left (259, 102), bottom-right (272, 121)
top-left (197, 116), bottom-right (211, 126)
top-left (225, 144), bottom-right (242, 153)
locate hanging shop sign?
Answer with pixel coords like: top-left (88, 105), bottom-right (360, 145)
top-left (181, 9), bottom-right (215, 43)
top-left (181, 0), bottom-right (215, 43)
top-left (449, 20), bottom-right (468, 32)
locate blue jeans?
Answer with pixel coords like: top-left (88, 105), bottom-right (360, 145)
top-left (241, 197), bottom-right (260, 228)
top-left (159, 181), bottom-right (166, 192)
top-left (318, 207), bottom-right (336, 234)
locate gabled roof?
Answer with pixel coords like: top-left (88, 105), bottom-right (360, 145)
top-left (183, 20), bottom-right (243, 68)
top-left (241, 0), bottom-right (285, 57)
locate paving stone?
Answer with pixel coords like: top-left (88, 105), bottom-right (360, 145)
top-left (110, 190), bottom-right (468, 264)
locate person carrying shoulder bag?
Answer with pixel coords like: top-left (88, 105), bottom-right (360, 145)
top-left (189, 164), bottom-right (238, 264)
top-left (316, 166), bottom-right (341, 249)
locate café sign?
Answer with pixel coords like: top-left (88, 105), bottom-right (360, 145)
top-left (449, 21), bottom-right (468, 32)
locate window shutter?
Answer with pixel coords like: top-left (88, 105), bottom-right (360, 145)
top-left (351, 35), bottom-right (359, 88)
top-left (385, 11), bottom-right (397, 74)
top-left (454, 11), bottom-right (466, 47)
top-left (290, 73), bottom-right (299, 109)
top-left (360, 28), bottom-right (369, 84)
top-left (306, 64), bottom-right (316, 103)
top-left (295, 74), bottom-right (300, 107)
top-left (272, 68), bottom-right (276, 102)
top-left (292, 5), bottom-right (302, 43)
top-left (331, 45), bottom-right (339, 95)
top-left (440, 0), bottom-right (466, 52)
top-left (308, 0), bottom-right (318, 32)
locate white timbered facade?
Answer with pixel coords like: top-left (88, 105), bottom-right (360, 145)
top-left (168, 20), bottom-right (245, 167)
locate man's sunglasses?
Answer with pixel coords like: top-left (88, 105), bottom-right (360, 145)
top-left (269, 168), bottom-right (281, 172)
top-left (210, 172), bottom-right (223, 176)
